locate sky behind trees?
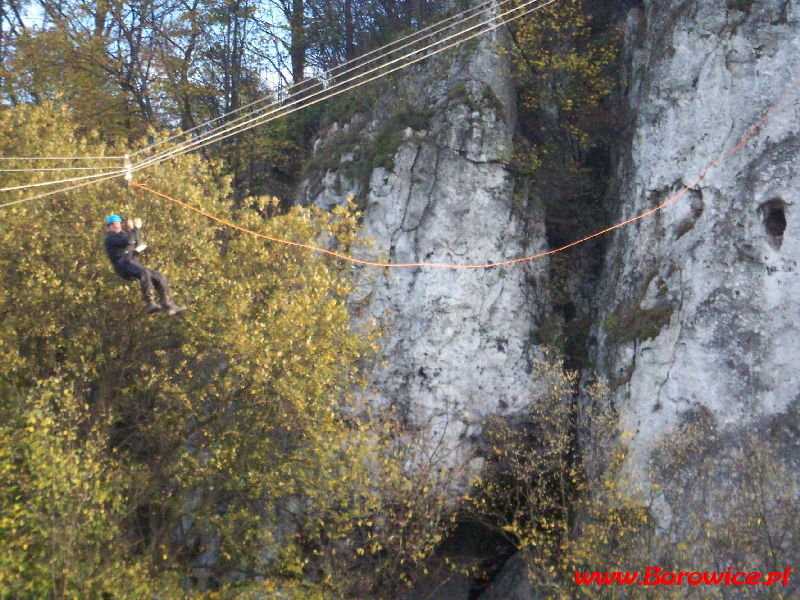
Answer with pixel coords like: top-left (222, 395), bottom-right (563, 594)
top-left (0, 0), bottom-right (461, 131)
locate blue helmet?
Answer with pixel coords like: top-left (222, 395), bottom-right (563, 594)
top-left (105, 214), bottom-right (123, 226)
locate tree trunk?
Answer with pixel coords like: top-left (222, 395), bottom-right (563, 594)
top-left (289, 0), bottom-right (304, 86)
top-left (344, 0), bottom-right (354, 61)
top-left (414, 0), bottom-right (425, 24)
top-left (94, 0), bottom-right (108, 37)
top-left (0, 1), bottom-right (6, 68)
top-left (230, 4), bottom-right (241, 114)
top-left (405, 0), bottom-right (426, 25)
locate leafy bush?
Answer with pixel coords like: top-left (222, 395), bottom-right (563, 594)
top-left (0, 103), bottom-right (450, 598)
top-left (463, 353), bottom-right (650, 599)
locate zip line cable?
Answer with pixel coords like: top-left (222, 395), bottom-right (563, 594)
top-left (0, 167), bottom-right (127, 192)
top-left (0, 155), bottom-right (124, 161)
top-left (130, 0), bottom-right (549, 175)
top-left (133, 0), bottom-right (540, 171)
top-left (0, 6), bottom-right (797, 277)
top-left (130, 70), bottom-right (800, 270)
top-left (129, 0), bottom-right (505, 158)
top-left (0, 3), bottom-right (501, 168)
top-left (0, 3), bottom-right (498, 163)
top-left (130, 0), bottom-right (540, 171)
top-left (1, 0), bottom-right (541, 195)
top-left (0, 166), bottom-right (124, 172)
top-left (0, 170), bottom-right (127, 209)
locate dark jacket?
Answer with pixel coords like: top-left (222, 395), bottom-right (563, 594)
top-left (104, 229), bottom-right (138, 276)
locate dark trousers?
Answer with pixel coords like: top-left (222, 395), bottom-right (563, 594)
top-left (118, 259), bottom-right (171, 303)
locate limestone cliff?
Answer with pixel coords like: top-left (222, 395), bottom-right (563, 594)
top-left (299, 0), bottom-right (800, 594)
top-left (299, 10), bottom-right (549, 473)
top-left (593, 0), bottom-right (800, 522)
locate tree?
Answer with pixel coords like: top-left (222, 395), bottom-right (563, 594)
top-left (510, 0), bottom-right (620, 168)
top-left (464, 354), bottom-right (650, 599)
top-left (0, 0), bottom-right (30, 101)
top-left (1, 0), bottom-right (168, 137)
top-left (0, 103), bottom-right (183, 598)
top-left (251, 0), bottom-right (306, 88)
top-left (508, 0), bottom-right (621, 247)
top-left (648, 413), bottom-right (800, 600)
top-left (155, 0), bottom-right (210, 132)
top-left (0, 102), bottom-right (452, 597)
top-left (0, 378), bottom-right (175, 599)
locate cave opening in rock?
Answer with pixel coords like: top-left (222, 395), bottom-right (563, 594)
top-left (759, 199), bottom-right (787, 249)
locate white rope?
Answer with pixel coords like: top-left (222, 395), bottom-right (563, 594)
top-left (0, 0), bottom-right (554, 207)
top-left (0, 166), bottom-right (123, 172)
top-left (132, 0), bottom-right (548, 174)
top-left (0, 155), bottom-right (124, 161)
top-left (1, 0), bottom-right (523, 192)
top-left (129, 0), bottom-right (504, 158)
top-left (0, 167), bottom-right (127, 192)
top-left (133, 0), bottom-right (529, 169)
top-left (0, 170), bottom-right (125, 209)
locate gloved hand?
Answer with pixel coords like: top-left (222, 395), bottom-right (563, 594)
top-left (133, 217), bottom-right (142, 229)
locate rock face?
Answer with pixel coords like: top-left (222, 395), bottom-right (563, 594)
top-left (296, 0), bottom-right (800, 594)
top-left (475, 552), bottom-right (540, 600)
top-left (593, 0), bottom-right (800, 509)
top-left (298, 9), bottom-right (549, 472)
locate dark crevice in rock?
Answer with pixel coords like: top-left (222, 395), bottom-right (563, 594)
top-left (759, 198), bottom-right (787, 250)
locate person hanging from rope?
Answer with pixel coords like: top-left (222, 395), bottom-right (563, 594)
top-left (103, 214), bottom-right (187, 315)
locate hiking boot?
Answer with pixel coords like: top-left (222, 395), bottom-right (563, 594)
top-left (144, 289), bottom-right (162, 313)
top-left (158, 288), bottom-right (187, 316)
top-left (165, 303), bottom-right (188, 316)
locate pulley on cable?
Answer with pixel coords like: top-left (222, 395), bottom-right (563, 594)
top-left (123, 153), bottom-right (147, 254)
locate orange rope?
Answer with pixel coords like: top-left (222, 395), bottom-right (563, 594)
top-left (131, 74), bottom-right (800, 270)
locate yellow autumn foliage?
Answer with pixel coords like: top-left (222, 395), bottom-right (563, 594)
top-left (0, 103), bottom-right (450, 599)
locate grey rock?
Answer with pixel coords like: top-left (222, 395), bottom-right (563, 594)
top-left (593, 0), bottom-right (800, 512)
top-left (299, 2), bottom-right (549, 481)
top-left (477, 552), bottom-right (543, 600)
